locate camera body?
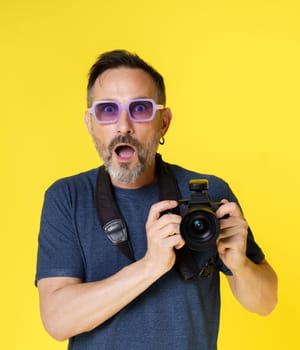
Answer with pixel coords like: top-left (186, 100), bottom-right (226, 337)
top-left (177, 179), bottom-right (222, 252)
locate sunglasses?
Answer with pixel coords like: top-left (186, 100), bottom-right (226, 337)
top-left (88, 98), bottom-right (165, 124)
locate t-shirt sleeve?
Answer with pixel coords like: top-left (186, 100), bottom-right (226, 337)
top-left (35, 182), bottom-right (85, 285)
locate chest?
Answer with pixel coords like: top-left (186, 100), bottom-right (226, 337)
top-left (74, 186), bottom-right (160, 282)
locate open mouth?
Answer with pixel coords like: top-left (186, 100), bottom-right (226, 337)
top-left (114, 144), bottom-right (136, 161)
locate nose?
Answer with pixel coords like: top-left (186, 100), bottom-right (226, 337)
top-left (116, 109), bottom-right (134, 135)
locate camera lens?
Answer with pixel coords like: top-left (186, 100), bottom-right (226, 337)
top-left (191, 218), bottom-right (208, 235)
top-left (180, 208), bottom-right (220, 251)
top-left (186, 215), bottom-right (211, 242)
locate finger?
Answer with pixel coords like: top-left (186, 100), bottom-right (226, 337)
top-left (174, 239), bottom-right (186, 250)
top-left (164, 233), bottom-right (185, 249)
top-left (216, 201), bottom-right (242, 219)
top-left (217, 233), bottom-right (247, 256)
top-left (218, 226), bottom-right (248, 242)
top-left (146, 214), bottom-right (181, 243)
top-left (147, 200), bottom-right (179, 224)
top-left (219, 215), bottom-right (248, 232)
top-left (158, 222), bottom-right (181, 239)
top-left (158, 213), bottom-right (182, 229)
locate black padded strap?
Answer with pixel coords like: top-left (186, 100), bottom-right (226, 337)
top-left (155, 153), bottom-right (181, 202)
top-left (96, 166), bottom-right (134, 261)
top-left (155, 154), bottom-right (206, 280)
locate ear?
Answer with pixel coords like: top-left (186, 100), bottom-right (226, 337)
top-left (84, 111), bottom-right (93, 135)
top-left (160, 107), bottom-right (172, 137)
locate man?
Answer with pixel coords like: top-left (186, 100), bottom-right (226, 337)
top-left (36, 50), bottom-right (277, 349)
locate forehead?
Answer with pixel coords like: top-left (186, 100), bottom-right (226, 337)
top-left (91, 67), bottom-right (158, 102)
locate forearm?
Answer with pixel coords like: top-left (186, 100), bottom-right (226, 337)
top-left (38, 258), bottom-right (162, 341)
top-left (227, 259), bottom-right (278, 315)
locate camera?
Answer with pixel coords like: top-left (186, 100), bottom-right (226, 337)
top-left (176, 179), bottom-right (222, 252)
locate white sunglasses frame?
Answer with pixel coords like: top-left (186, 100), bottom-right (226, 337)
top-left (88, 98), bottom-right (165, 124)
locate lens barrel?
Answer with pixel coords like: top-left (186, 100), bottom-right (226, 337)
top-left (180, 207), bottom-right (220, 251)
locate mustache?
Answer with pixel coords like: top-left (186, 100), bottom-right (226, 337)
top-left (108, 135), bottom-right (141, 153)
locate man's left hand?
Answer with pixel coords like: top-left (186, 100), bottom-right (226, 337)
top-left (216, 200), bottom-right (249, 273)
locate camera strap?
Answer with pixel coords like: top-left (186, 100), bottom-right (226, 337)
top-left (95, 153), bottom-right (215, 280)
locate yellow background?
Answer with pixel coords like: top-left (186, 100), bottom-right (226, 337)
top-left (1, 0), bottom-right (299, 349)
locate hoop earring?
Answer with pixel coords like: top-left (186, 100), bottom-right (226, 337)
top-left (159, 136), bottom-right (165, 145)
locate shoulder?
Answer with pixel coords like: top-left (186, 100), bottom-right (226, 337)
top-left (44, 168), bottom-right (99, 205)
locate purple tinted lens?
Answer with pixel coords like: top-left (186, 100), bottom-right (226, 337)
top-left (95, 102), bottom-right (119, 122)
top-left (129, 100), bottom-right (153, 120)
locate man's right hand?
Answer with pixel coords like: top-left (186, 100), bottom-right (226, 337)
top-left (143, 200), bottom-right (185, 277)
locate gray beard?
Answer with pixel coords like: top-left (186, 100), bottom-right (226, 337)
top-left (94, 134), bottom-right (160, 184)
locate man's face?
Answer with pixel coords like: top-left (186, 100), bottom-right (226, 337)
top-left (85, 67), bottom-right (171, 188)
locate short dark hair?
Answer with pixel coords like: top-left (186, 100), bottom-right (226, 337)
top-left (87, 49), bottom-right (166, 107)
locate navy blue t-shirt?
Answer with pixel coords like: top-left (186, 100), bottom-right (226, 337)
top-left (35, 163), bottom-right (264, 350)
